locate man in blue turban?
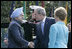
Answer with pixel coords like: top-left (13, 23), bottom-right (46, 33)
top-left (8, 7), bottom-right (34, 48)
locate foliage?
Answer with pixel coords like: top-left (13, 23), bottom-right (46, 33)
top-left (1, 1), bottom-right (71, 23)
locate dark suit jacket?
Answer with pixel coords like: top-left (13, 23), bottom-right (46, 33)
top-left (35, 17), bottom-right (55, 48)
top-left (8, 19), bottom-right (28, 48)
top-left (67, 32), bottom-right (71, 48)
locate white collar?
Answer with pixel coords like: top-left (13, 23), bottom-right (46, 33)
top-left (42, 16), bottom-right (46, 23)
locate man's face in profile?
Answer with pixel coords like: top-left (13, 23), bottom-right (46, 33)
top-left (15, 13), bottom-right (24, 23)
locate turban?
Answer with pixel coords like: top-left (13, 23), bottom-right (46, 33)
top-left (10, 7), bottom-right (23, 18)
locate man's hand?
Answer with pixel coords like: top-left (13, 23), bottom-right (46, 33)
top-left (28, 41), bottom-right (34, 48)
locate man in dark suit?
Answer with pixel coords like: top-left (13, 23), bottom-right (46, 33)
top-left (8, 7), bottom-right (34, 48)
top-left (33, 7), bottom-right (55, 48)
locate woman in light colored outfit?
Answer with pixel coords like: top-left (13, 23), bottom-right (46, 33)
top-left (48, 7), bottom-right (69, 48)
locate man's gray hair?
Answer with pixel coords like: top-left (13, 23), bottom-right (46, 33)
top-left (36, 7), bottom-right (46, 16)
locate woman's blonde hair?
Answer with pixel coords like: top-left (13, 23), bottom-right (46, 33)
top-left (54, 7), bottom-right (67, 21)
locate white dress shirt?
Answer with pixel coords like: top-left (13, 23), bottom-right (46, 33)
top-left (41, 16), bottom-right (46, 34)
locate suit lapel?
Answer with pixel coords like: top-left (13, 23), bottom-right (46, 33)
top-left (38, 18), bottom-right (50, 38)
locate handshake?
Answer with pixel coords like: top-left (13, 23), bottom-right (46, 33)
top-left (28, 41), bottom-right (34, 48)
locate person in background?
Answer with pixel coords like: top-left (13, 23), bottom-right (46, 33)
top-left (48, 7), bottom-right (69, 48)
top-left (29, 5), bottom-right (45, 24)
top-left (67, 22), bottom-right (71, 48)
top-left (3, 33), bottom-right (8, 48)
